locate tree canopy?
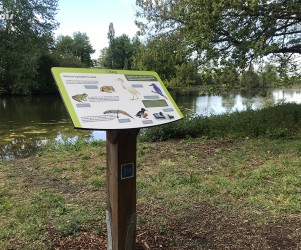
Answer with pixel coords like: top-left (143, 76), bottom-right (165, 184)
top-left (55, 32), bottom-right (95, 67)
top-left (98, 23), bottom-right (141, 70)
top-left (0, 0), bottom-right (59, 94)
top-left (135, 0), bottom-right (301, 68)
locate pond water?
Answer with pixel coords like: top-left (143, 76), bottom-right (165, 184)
top-left (174, 88), bottom-right (301, 116)
top-left (1, 87), bottom-right (301, 159)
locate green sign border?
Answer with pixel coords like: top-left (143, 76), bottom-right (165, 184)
top-left (51, 67), bottom-right (183, 129)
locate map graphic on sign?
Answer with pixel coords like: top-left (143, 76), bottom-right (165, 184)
top-left (52, 68), bottom-right (183, 130)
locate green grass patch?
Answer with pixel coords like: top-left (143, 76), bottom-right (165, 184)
top-left (0, 140), bottom-right (107, 249)
top-left (137, 138), bottom-right (301, 219)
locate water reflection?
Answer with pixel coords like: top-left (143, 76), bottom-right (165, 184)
top-left (173, 88), bottom-right (301, 116)
top-left (0, 95), bottom-right (106, 159)
top-left (1, 88), bottom-right (301, 159)
top-left (0, 121), bottom-right (106, 159)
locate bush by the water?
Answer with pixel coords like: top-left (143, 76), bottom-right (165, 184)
top-left (139, 103), bottom-right (301, 141)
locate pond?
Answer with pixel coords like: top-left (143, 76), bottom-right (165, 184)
top-left (1, 87), bottom-right (301, 159)
top-left (174, 87), bottom-right (301, 116)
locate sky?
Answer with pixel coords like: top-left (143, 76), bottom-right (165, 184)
top-left (54, 0), bottom-right (139, 59)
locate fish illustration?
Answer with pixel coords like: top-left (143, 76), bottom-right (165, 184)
top-left (103, 109), bottom-right (134, 119)
top-left (72, 93), bottom-right (88, 102)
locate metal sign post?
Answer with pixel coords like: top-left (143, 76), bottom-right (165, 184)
top-left (52, 68), bottom-right (183, 250)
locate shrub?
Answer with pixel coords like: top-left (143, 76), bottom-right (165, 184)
top-left (139, 103), bottom-right (301, 141)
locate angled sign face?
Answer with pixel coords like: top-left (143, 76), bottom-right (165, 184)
top-left (52, 68), bottom-right (183, 130)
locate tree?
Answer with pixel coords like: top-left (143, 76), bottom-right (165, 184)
top-left (107, 22), bottom-right (115, 45)
top-left (107, 22), bottom-right (115, 68)
top-left (212, 66), bottom-right (240, 88)
top-left (169, 61), bottom-right (199, 87)
top-left (98, 47), bottom-right (109, 68)
top-left (240, 64), bottom-right (260, 88)
top-left (0, 0), bottom-right (59, 95)
top-left (72, 32), bottom-right (95, 67)
top-left (135, 0), bottom-right (301, 68)
top-left (110, 34), bottom-right (136, 69)
top-left (55, 35), bottom-right (74, 57)
top-left (55, 32), bottom-right (95, 67)
top-left (132, 33), bottom-right (198, 86)
top-left (260, 64), bottom-right (279, 87)
top-left (98, 23), bottom-right (141, 70)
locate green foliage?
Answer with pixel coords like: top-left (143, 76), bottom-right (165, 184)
top-left (260, 64), bottom-right (279, 88)
top-left (0, 0), bottom-right (59, 95)
top-left (167, 61), bottom-right (199, 88)
top-left (139, 115), bottom-right (211, 141)
top-left (35, 53), bottom-right (60, 94)
top-left (72, 32), bottom-right (95, 67)
top-left (132, 35), bottom-right (179, 79)
top-left (198, 61), bottom-right (300, 89)
top-left (107, 22), bottom-right (115, 46)
top-left (55, 32), bottom-right (95, 67)
top-left (133, 34), bottom-right (199, 86)
top-left (55, 35), bottom-right (75, 56)
top-left (139, 103), bottom-right (301, 141)
top-left (240, 66), bottom-right (260, 88)
top-left (97, 23), bottom-right (140, 70)
top-left (201, 65), bottom-right (240, 89)
top-left (136, 0), bottom-right (301, 68)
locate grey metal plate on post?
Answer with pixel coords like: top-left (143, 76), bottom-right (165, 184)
top-left (106, 210), bottom-right (113, 250)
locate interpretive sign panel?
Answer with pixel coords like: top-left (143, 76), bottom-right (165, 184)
top-left (52, 67), bottom-right (183, 130)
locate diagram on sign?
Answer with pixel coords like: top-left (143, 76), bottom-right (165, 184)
top-left (51, 68), bottom-right (183, 130)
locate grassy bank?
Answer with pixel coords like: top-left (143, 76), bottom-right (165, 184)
top-left (140, 103), bottom-right (301, 141)
top-left (1, 104), bottom-right (301, 249)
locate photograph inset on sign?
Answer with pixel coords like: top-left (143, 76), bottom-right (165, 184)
top-left (142, 99), bottom-right (168, 108)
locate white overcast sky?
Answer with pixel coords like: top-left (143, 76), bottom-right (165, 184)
top-left (54, 0), bottom-right (139, 59)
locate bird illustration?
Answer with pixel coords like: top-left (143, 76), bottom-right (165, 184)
top-left (149, 83), bottom-right (168, 99)
top-left (103, 109), bottom-right (134, 119)
top-left (136, 108), bottom-right (148, 118)
top-left (117, 78), bottom-right (140, 100)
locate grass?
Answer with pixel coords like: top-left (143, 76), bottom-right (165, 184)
top-left (0, 138), bottom-right (107, 249)
top-left (137, 138), bottom-right (301, 215)
top-left (1, 104), bottom-right (301, 248)
top-left (139, 103), bottom-right (301, 141)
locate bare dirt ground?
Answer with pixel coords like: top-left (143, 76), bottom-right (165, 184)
top-left (47, 203), bottom-right (301, 250)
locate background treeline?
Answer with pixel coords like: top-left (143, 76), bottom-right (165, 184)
top-left (0, 0), bottom-right (300, 95)
top-left (0, 0), bottom-right (95, 95)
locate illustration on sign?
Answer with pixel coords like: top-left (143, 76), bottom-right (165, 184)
top-left (52, 68), bottom-right (183, 130)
